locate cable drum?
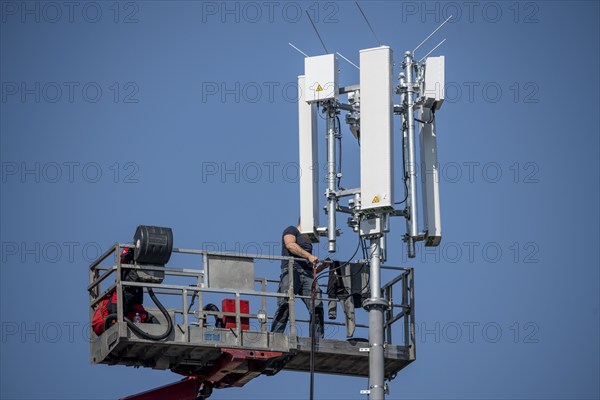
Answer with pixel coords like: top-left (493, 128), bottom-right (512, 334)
top-left (133, 225), bottom-right (173, 265)
top-left (131, 225), bottom-right (173, 284)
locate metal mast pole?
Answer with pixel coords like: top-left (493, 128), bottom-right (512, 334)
top-left (364, 221), bottom-right (388, 400)
top-left (326, 102), bottom-right (337, 253)
top-left (403, 51), bottom-right (419, 258)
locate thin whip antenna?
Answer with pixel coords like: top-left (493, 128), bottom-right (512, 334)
top-left (289, 42), bottom-right (310, 58)
top-left (336, 52), bottom-right (360, 70)
top-left (306, 11), bottom-right (328, 53)
top-left (418, 38), bottom-right (447, 63)
top-left (355, 0), bottom-right (381, 46)
top-left (413, 15), bottom-right (452, 54)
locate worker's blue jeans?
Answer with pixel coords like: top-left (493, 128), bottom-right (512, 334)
top-left (271, 267), bottom-right (324, 338)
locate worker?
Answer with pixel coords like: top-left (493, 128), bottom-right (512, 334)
top-left (271, 221), bottom-right (326, 338)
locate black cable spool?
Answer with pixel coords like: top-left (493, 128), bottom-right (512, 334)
top-left (132, 225), bottom-right (173, 283)
top-left (134, 225), bottom-right (173, 265)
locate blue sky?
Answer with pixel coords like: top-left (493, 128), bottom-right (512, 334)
top-left (1, 1), bottom-right (599, 399)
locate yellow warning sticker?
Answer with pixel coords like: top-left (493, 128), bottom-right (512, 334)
top-left (372, 196), bottom-right (380, 203)
top-left (316, 84), bottom-right (323, 92)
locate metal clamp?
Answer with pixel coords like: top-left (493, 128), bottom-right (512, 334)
top-left (370, 384), bottom-right (388, 394)
top-left (362, 298), bottom-right (388, 310)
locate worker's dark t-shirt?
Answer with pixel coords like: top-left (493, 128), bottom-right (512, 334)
top-left (281, 226), bottom-right (312, 273)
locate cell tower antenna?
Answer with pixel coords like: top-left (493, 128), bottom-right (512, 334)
top-left (418, 38), bottom-right (447, 63)
top-left (305, 11), bottom-right (329, 54)
top-left (355, 0), bottom-right (381, 46)
top-left (413, 15), bottom-right (452, 54)
top-left (289, 42), bottom-right (310, 58)
top-left (336, 52), bottom-right (360, 70)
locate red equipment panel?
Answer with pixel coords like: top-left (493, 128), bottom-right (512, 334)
top-left (222, 298), bottom-right (249, 330)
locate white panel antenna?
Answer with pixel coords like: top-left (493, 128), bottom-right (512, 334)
top-left (298, 75), bottom-right (320, 242)
top-left (359, 46), bottom-right (394, 212)
top-left (304, 54), bottom-right (339, 103)
top-left (418, 107), bottom-right (442, 246)
top-left (423, 56), bottom-right (445, 110)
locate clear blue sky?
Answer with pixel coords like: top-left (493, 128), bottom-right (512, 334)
top-left (1, 1), bottom-right (599, 399)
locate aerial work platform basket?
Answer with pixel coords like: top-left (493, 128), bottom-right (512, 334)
top-left (88, 244), bottom-right (415, 397)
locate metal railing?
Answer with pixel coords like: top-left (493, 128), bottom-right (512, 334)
top-left (88, 243), bottom-right (414, 350)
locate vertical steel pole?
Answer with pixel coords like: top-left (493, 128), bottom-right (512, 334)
top-left (404, 51), bottom-right (418, 258)
top-left (200, 254), bottom-right (207, 338)
top-left (288, 258), bottom-right (296, 337)
top-left (116, 245), bottom-right (123, 325)
top-left (385, 286), bottom-right (393, 345)
top-left (326, 103), bottom-right (337, 253)
top-left (261, 278), bottom-right (267, 333)
top-left (403, 274), bottom-right (409, 349)
top-left (235, 292), bottom-right (242, 346)
top-left (182, 288), bottom-right (188, 342)
top-left (366, 233), bottom-right (387, 400)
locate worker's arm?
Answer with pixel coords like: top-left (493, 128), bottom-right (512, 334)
top-left (284, 234), bottom-right (318, 264)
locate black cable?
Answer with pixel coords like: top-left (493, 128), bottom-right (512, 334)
top-left (318, 103), bottom-right (328, 120)
top-left (315, 236), bottom-right (377, 305)
top-left (397, 106), bottom-right (436, 206)
top-left (361, 236), bottom-right (368, 260)
top-left (324, 237), bottom-right (367, 281)
top-left (394, 178), bottom-right (409, 205)
top-left (336, 115), bottom-right (343, 190)
top-left (315, 235), bottom-right (362, 283)
top-left (395, 119), bottom-right (409, 205)
top-left (203, 304), bottom-right (225, 328)
top-left (414, 108), bottom-right (435, 124)
top-left (104, 288), bottom-right (173, 341)
top-left (312, 239), bottom-right (365, 305)
top-left (338, 260), bottom-right (367, 280)
top-left (306, 10), bottom-right (328, 53)
top-left (187, 291), bottom-right (197, 314)
top-left (357, 241), bottom-right (377, 295)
